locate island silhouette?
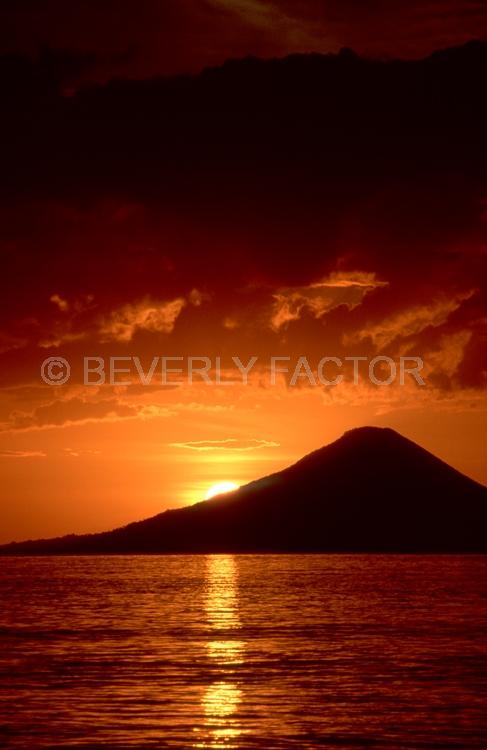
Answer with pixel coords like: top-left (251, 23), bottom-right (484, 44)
top-left (1, 427), bottom-right (486, 554)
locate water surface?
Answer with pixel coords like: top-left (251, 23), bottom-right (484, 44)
top-left (0, 555), bottom-right (486, 748)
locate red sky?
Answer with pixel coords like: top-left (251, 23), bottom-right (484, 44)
top-left (0, 3), bottom-right (486, 542)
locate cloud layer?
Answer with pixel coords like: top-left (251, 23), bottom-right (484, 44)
top-left (0, 43), bottom-right (486, 432)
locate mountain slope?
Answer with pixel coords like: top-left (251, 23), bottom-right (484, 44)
top-left (1, 427), bottom-right (486, 554)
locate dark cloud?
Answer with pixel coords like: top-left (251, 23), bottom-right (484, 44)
top-left (1, 1), bottom-right (486, 82)
top-left (3, 396), bottom-right (138, 432)
top-left (0, 42), bottom-right (486, 396)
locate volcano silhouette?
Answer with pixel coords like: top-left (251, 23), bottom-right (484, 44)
top-left (1, 427), bottom-right (486, 554)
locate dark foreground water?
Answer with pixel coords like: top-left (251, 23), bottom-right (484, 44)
top-left (0, 555), bottom-right (486, 749)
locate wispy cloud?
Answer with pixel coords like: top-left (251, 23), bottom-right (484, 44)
top-left (270, 272), bottom-right (387, 331)
top-left (425, 330), bottom-right (473, 379)
top-left (0, 450), bottom-right (46, 458)
top-left (345, 290), bottom-right (477, 350)
top-left (63, 447), bottom-right (102, 458)
top-left (210, 0), bottom-right (275, 28)
top-left (169, 438), bottom-right (280, 451)
top-left (99, 289), bottom-right (204, 342)
top-left (50, 293), bottom-right (70, 312)
top-left (1, 395), bottom-right (176, 433)
top-left (100, 297), bottom-right (187, 342)
top-left (208, 0), bottom-right (334, 49)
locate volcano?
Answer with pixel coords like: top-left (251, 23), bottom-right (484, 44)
top-left (1, 427), bottom-right (486, 554)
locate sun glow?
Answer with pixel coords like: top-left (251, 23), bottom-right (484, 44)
top-left (205, 481), bottom-right (239, 500)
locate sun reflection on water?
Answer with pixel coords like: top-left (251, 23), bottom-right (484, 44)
top-left (194, 555), bottom-right (245, 748)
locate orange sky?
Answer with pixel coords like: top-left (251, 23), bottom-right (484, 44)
top-left (1, 336), bottom-right (486, 543)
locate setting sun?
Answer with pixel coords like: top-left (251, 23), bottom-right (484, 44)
top-left (205, 482), bottom-right (239, 500)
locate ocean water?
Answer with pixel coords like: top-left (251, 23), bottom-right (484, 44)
top-left (0, 555), bottom-right (486, 749)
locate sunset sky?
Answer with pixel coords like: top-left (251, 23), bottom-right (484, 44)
top-left (1, 1), bottom-right (486, 543)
